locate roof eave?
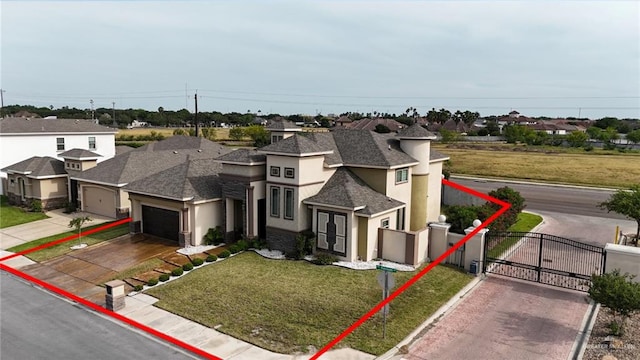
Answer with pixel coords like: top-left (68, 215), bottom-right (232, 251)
top-left (125, 188), bottom-right (193, 202)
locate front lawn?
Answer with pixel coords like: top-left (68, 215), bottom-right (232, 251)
top-left (0, 195), bottom-right (48, 228)
top-left (7, 223), bottom-right (130, 262)
top-left (147, 252), bottom-right (472, 355)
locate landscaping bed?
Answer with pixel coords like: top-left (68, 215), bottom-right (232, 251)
top-left (146, 251), bottom-right (473, 355)
top-left (582, 309), bottom-right (639, 360)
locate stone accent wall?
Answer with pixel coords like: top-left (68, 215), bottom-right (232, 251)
top-left (6, 193), bottom-right (23, 207)
top-left (40, 197), bottom-right (66, 210)
top-left (116, 207), bottom-right (130, 219)
top-left (130, 220), bottom-right (141, 234)
top-left (179, 231), bottom-right (191, 247)
top-left (266, 226), bottom-right (298, 254)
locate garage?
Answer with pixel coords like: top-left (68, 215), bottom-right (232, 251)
top-left (82, 186), bottom-right (116, 218)
top-left (142, 205), bottom-right (180, 242)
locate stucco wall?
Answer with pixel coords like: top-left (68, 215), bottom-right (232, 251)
top-left (385, 169), bottom-right (412, 230)
top-left (350, 167), bottom-right (387, 194)
top-left (604, 243), bottom-right (640, 282)
top-left (427, 161), bottom-right (444, 223)
top-left (380, 228), bottom-right (407, 263)
top-left (39, 178), bottom-right (68, 199)
top-left (192, 200), bottom-right (223, 246)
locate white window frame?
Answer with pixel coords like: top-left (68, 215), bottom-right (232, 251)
top-left (395, 168), bottom-right (408, 184)
top-left (88, 136), bottom-right (96, 150)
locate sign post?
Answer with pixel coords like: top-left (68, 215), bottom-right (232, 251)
top-left (376, 265), bottom-right (396, 339)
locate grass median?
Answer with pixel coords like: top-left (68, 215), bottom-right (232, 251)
top-left (147, 251), bottom-right (472, 355)
top-left (487, 212), bottom-right (543, 259)
top-left (6, 222), bottom-right (129, 262)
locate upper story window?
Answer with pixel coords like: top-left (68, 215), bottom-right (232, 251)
top-left (88, 137), bottom-right (96, 150)
top-left (271, 135), bottom-right (283, 143)
top-left (381, 218), bottom-right (390, 229)
top-left (270, 186), bottom-right (280, 217)
top-left (284, 188), bottom-right (294, 220)
top-left (284, 167), bottom-right (295, 179)
top-left (270, 166), bottom-right (280, 177)
top-left (395, 168), bottom-right (409, 184)
top-left (56, 137), bottom-right (65, 151)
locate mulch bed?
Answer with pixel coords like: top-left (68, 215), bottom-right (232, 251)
top-left (582, 307), bottom-right (639, 360)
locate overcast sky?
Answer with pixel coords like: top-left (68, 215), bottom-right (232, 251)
top-left (1, 1), bottom-right (639, 119)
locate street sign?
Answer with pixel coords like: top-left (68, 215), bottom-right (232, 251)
top-left (376, 265), bottom-right (397, 272)
top-left (377, 271), bottom-right (396, 289)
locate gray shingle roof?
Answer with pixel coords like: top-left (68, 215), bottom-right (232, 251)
top-left (215, 148), bottom-right (266, 165)
top-left (430, 149), bottom-right (450, 162)
top-left (1, 156), bottom-right (66, 177)
top-left (304, 168), bottom-right (405, 216)
top-left (396, 123), bottom-right (437, 139)
top-left (304, 132), bottom-right (343, 166)
top-left (259, 134), bottom-right (332, 156)
top-left (115, 146), bottom-right (136, 155)
top-left (59, 148), bottom-right (102, 159)
top-left (124, 158), bottom-right (223, 201)
top-left (330, 129), bottom-right (418, 168)
top-left (265, 119), bottom-right (301, 131)
top-left (72, 136), bottom-right (233, 186)
top-left (0, 117), bottom-right (116, 134)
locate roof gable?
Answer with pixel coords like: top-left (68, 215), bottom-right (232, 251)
top-left (331, 129), bottom-right (418, 168)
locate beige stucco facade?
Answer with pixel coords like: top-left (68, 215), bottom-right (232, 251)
top-left (4, 173), bottom-right (68, 209)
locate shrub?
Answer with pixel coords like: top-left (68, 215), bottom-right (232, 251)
top-left (63, 200), bottom-right (77, 214)
top-left (584, 144), bottom-right (594, 152)
top-left (589, 269), bottom-right (640, 335)
top-left (133, 284), bottom-right (144, 291)
top-left (483, 186), bottom-right (526, 232)
top-left (192, 258), bottom-right (204, 266)
top-left (159, 273), bottom-right (170, 282)
top-left (443, 205), bottom-right (482, 234)
top-left (204, 226), bottom-right (224, 245)
top-left (147, 278), bottom-right (158, 286)
top-left (171, 268), bottom-right (184, 277)
top-left (236, 239), bottom-right (250, 251)
top-left (248, 236), bottom-right (267, 249)
top-left (182, 263), bottom-right (194, 271)
top-left (218, 250), bottom-right (231, 258)
top-left (29, 199), bottom-right (43, 213)
top-left (206, 254), bottom-right (218, 262)
top-left (312, 252), bottom-right (338, 265)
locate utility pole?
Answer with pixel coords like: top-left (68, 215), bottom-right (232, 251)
top-left (194, 92), bottom-right (199, 137)
top-left (0, 89), bottom-right (5, 118)
top-left (112, 102), bottom-right (116, 127)
top-left (90, 99), bottom-right (95, 121)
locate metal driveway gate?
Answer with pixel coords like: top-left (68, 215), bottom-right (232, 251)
top-left (483, 232), bottom-right (606, 292)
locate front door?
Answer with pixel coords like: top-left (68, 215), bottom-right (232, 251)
top-left (316, 211), bottom-right (347, 256)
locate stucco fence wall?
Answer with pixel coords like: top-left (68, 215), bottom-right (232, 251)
top-left (604, 243), bottom-right (640, 282)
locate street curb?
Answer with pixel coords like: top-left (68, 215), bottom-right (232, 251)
top-left (376, 276), bottom-right (484, 360)
top-left (568, 300), bottom-right (600, 360)
top-left (450, 175), bottom-right (618, 192)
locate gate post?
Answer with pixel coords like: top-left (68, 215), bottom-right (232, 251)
top-left (464, 220), bottom-right (489, 274)
top-left (537, 233), bottom-right (544, 283)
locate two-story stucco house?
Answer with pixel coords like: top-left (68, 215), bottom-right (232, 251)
top-left (121, 122), bottom-right (448, 264)
top-left (0, 117), bottom-right (116, 194)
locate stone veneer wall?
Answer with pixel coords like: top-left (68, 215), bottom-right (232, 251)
top-left (266, 226), bottom-right (298, 255)
top-left (6, 193), bottom-right (65, 210)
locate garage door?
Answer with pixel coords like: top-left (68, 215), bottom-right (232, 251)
top-left (142, 205), bottom-right (180, 242)
top-left (82, 186), bottom-right (116, 218)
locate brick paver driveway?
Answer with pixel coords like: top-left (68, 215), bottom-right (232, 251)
top-left (404, 276), bottom-right (589, 360)
top-left (20, 234), bottom-right (179, 306)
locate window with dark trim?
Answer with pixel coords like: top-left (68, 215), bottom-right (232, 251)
top-left (381, 218), bottom-right (390, 229)
top-left (271, 135), bottom-right (283, 143)
top-left (284, 167), bottom-right (295, 179)
top-left (396, 208), bottom-right (406, 230)
top-left (270, 166), bottom-right (280, 177)
top-left (284, 188), bottom-right (294, 220)
top-left (270, 187), bottom-right (280, 217)
top-left (395, 168), bottom-right (408, 184)
top-left (56, 137), bottom-right (65, 151)
top-left (89, 136), bottom-right (96, 150)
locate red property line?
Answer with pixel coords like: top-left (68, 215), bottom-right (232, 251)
top-left (0, 179), bottom-right (509, 360)
top-left (310, 178), bottom-right (511, 359)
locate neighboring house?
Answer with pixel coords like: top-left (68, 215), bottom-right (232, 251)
top-left (126, 120), bottom-right (148, 129)
top-left (0, 117), bottom-right (116, 194)
top-left (1, 157), bottom-right (68, 210)
top-left (71, 136), bottom-right (233, 219)
top-left (346, 118), bottom-right (406, 132)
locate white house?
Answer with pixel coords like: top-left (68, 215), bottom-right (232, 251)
top-left (0, 117), bottom-right (117, 194)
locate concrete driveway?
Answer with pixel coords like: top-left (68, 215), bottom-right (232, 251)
top-left (19, 234), bottom-right (180, 305)
top-left (399, 211), bottom-right (612, 360)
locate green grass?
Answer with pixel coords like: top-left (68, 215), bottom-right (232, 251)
top-left (6, 223), bottom-right (129, 262)
top-left (147, 252), bottom-right (472, 355)
top-left (487, 212), bottom-right (543, 259)
top-left (0, 195), bottom-right (48, 229)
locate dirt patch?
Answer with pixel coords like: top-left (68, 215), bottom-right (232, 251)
top-left (582, 308), bottom-right (639, 360)
top-left (161, 253), bottom-right (191, 266)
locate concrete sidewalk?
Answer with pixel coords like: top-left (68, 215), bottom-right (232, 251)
top-left (120, 293), bottom-right (375, 360)
top-left (0, 209), bottom-right (113, 250)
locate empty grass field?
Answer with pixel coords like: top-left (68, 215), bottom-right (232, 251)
top-left (147, 252), bottom-right (472, 355)
top-left (438, 146), bottom-right (640, 188)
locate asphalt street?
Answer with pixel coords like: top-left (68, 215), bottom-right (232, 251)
top-left (450, 176), bottom-right (628, 219)
top-left (0, 272), bottom-right (200, 360)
